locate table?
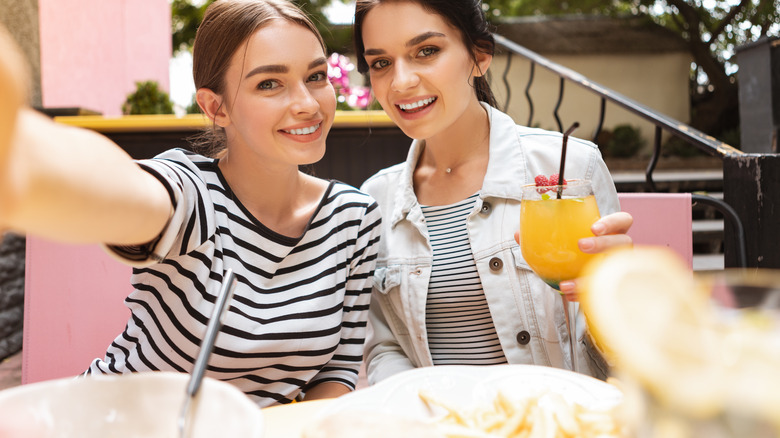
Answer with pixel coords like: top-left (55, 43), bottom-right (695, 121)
top-left (261, 399), bottom-right (334, 438)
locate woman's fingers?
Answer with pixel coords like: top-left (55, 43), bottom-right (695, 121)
top-left (559, 280), bottom-right (579, 301)
top-left (579, 233), bottom-right (633, 254)
top-left (579, 211), bottom-right (634, 254)
top-left (592, 211), bottom-right (633, 236)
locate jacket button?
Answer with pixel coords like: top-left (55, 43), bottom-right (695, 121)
top-left (480, 202), bottom-right (492, 215)
top-left (516, 331), bottom-right (530, 345)
top-left (489, 257), bottom-right (503, 271)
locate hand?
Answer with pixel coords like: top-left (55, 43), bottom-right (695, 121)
top-left (559, 211), bottom-right (633, 299)
top-left (576, 211), bottom-right (634, 254)
top-left (0, 25), bottom-right (29, 147)
top-left (302, 381), bottom-right (351, 401)
top-left (0, 26), bottom-right (29, 231)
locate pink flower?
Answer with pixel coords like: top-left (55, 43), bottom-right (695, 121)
top-left (347, 86), bottom-right (371, 110)
top-left (328, 53), bottom-right (371, 110)
top-left (327, 53), bottom-right (354, 91)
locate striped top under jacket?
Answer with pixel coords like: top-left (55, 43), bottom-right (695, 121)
top-left (421, 194), bottom-right (507, 366)
top-left (84, 149), bottom-right (382, 407)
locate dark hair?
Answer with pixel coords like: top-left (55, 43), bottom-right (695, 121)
top-left (353, 0), bottom-right (497, 108)
top-left (189, 0), bottom-right (325, 156)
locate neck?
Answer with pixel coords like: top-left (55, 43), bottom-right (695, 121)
top-left (420, 100), bottom-right (490, 174)
top-left (412, 101), bottom-right (491, 205)
top-left (218, 149), bottom-right (323, 236)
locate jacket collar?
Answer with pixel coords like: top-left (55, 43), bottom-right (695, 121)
top-left (390, 104), bottom-right (527, 227)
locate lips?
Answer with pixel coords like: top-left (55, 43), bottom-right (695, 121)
top-left (281, 122), bottom-right (320, 135)
top-left (397, 97), bottom-right (436, 113)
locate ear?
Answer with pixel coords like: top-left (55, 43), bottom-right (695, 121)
top-left (195, 88), bottom-right (230, 128)
top-left (471, 49), bottom-right (493, 78)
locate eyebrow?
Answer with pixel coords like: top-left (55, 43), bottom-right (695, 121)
top-left (244, 57), bottom-right (327, 79)
top-left (363, 31), bottom-right (446, 57)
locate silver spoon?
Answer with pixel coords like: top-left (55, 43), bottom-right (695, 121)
top-left (178, 268), bottom-right (237, 438)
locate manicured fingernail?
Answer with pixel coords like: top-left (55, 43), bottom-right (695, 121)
top-left (579, 238), bottom-right (595, 251)
top-left (559, 281), bottom-right (574, 292)
top-left (591, 222), bottom-right (606, 235)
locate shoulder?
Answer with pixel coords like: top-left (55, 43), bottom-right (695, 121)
top-left (325, 181), bottom-right (380, 213)
top-left (514, 125), bottom-right (598, 151)
top-left (359, 162), bottom-right (405, 199)
top-left (140, 148), bottom-right (217, 181)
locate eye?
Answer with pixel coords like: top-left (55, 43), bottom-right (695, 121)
top-left (308, 71), bottom-right (327, 82)
top-left (257, 79), bottom-right (280, 90)
top-left (369, 58), bottom-right (391, 70)
top-left (418, 46), bottom-right (439, 58)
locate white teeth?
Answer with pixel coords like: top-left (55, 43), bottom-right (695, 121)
top-left (399, 97), bottom-right (435, 111)
top-left (285, 123), bottom-right (320, 135)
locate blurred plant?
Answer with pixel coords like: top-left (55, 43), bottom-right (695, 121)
top-left (607, 124), bottom-right (645, 158)
top-left (122, 81), bottom-right (174, 115)
top-left (327, 53), bottom-right (371, 111)
top-left (185, 95), bottom-right (201, 115)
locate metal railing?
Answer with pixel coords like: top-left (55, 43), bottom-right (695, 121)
top-left (492, 34), bottom-right (747, 267)
top-left (493, 34), bottom-right (743, 191)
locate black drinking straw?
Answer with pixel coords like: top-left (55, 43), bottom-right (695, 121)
top-left (556, 122), bottom-right (580, 199)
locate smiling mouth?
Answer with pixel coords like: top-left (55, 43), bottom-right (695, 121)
top-left (397, 97), bottom-right (436, 113)
top-left (282, 123), bottom-right (320, 135)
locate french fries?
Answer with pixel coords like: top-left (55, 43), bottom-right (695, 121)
top-left (419, 389), bottom-right (624, 438)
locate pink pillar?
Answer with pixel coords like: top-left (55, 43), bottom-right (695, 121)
top-left (38, 0), bottom-right (171, 116)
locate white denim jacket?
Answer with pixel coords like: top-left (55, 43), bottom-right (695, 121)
top-left (360, 104), bottom-right (620, 384)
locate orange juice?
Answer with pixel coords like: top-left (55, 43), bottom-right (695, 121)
top-left (520, 194), bottom-right (600, 289)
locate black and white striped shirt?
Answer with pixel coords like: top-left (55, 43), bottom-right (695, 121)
top-left (85, 149), bottom-right (382, 407)
top-left (421, 194), bottom-right (507, 366)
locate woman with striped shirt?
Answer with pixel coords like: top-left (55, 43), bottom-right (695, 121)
top-left (0, 0), bottom-right (381, 407)
top-left (353, 0), bottom-right (634, 383)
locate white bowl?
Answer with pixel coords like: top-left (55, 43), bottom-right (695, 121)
top-left (0, 371), bottom-right (263, 438)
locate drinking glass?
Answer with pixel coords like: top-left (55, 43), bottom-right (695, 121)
top-left (629, 269), bottom-right (780, 438)
top-left (519, 179), bottom-right (601, 372)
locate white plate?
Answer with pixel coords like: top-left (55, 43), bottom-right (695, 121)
top-left (322, 365), bottom-right (622, 422)
top-left (0, 372), bottom-right (264, 438)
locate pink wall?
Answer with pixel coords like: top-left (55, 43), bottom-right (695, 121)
top-left (38, 0), bottom-right (171, 116)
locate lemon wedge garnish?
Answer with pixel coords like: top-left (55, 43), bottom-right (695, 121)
top-left (579, 245), bottom-right (726, 417)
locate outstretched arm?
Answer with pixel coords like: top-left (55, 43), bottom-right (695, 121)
top-left (0, 29), bottom-right (172, 246)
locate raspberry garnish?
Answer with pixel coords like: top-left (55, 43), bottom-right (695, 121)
top-left (549, 174), bottom-right (567, 186)
top-left (534, 174), bottom-right (567, 194)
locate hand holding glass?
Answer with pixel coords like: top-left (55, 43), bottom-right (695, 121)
top-left (519, 179), bottom-right (601, 372)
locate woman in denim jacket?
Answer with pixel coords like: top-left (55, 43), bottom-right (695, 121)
top-left (354, 0), bottom-right (634, 383)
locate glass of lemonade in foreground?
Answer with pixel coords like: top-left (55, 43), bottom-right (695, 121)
top-left (520, 179), bottom-right (601, 372)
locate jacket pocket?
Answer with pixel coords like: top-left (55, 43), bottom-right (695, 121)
top-left (373, 265), bottom-right (402, 295)
top-left (510, 245), bottom-right (532, 272)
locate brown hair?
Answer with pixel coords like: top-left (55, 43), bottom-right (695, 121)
top-left (189, 0), bottom-right (325, 156)
top-left (353, 0), bottom-right (497, 108)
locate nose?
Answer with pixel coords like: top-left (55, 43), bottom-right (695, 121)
top-left (290, 83), bottom-right (320, 115)
top-left (391, 60), bottom-right (419, 92)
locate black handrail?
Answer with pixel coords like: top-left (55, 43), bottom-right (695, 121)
top-left (691, 194), bottom-right (747, 268)
top-left (492, 34), bottom-right (743, 162)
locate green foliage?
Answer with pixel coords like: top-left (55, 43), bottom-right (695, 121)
top-left (171, 0), bottom-right (351, 55)
top-left (607, 124), bottom-right (645, 158)
top-left (663, 137), bottom-right (706, 158)
top-left (596, 124), bottom-right (645, 158)
top-left (186, 97), bottom-right (201, 115)
top-left (171, 0), bottom-right (210, 55)
top-left (122, 81), bottom-right (175, 115)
